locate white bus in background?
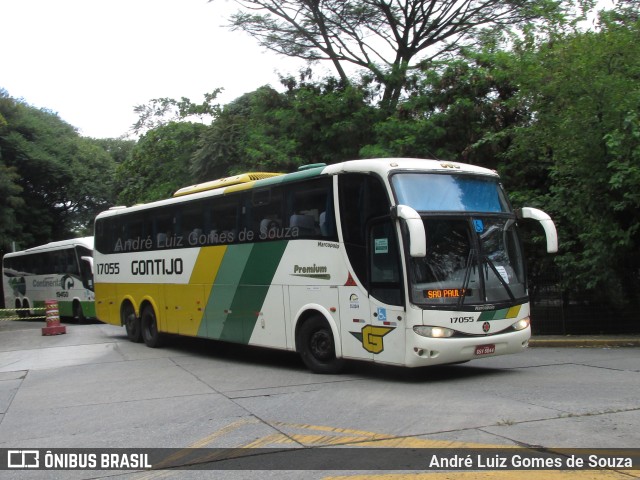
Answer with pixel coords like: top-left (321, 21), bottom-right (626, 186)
top-left (93, 158), bottom-right (557, 373)
top-left (2, 237), bottom-right (95, 321)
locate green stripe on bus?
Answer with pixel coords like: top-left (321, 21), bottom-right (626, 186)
top-left (225, 165), bottom-right (326, 194)
top-left (478, 305), bottom-right (521, 321)
top-left (200, 241), bottom-right (288, 343)
top-left (199, 244), bottom-right (253, 340)
top-left (227, 241), bottom-right (289, 343)
top-left (478, 308), bottom-right (503, 321)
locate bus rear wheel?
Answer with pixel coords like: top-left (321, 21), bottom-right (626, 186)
top-left (141, 304), bottom-right (163, 348)
top-left (122, 303), bottom-right (142, 343)
top-left (297, 315), bottom-right (344, 374)
top-left (16, 300), bottom-right (27, 318)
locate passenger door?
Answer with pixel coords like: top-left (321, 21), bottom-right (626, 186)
top-left (365, 218), bottom-right (406, 365)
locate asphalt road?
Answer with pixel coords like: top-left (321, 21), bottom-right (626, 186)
top-left (0, 319), bottom-right (638, 479)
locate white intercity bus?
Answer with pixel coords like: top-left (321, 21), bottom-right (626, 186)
top-left (2, 237), bottom-right (95, 321)
top-left (93, 158), bottom-right (557, 373)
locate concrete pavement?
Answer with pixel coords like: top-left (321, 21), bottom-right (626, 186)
top-left (0, 318), bottom-right (638, 479)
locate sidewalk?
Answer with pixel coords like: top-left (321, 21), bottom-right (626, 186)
top-left (530, 334), bottom-right (640, 348)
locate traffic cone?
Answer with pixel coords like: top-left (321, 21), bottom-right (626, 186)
top-left (42, 300), bottom-right (66, 335)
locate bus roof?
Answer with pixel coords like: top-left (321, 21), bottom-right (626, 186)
top-left (4, 237), bottom-right (94, 257)
top-left (96, 158), bottom-right (499, 219)
top-left (173, 172), bottom-right (283, 197)
top-left (322, 158), bottom-right (497, 178)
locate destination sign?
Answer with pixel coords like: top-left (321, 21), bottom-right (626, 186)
top-left (424, 288), bottom-right (471, 299)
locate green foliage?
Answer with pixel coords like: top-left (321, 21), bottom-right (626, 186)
top-left (278, 77), bottom-right (380, 165)
top-left (191, 86), bottom-right (300, 179)
top-left (0, 91), bottom-right (118, 250)
top-left (116, 122), bottom-right (207, 205)
top-left (132, 91), bottom-right (222, 135)
top-left (0, 162), bottom-right (24, 249)
top-left (360, 49), bottom-right (522, 167)
top-left (92, 138), bottom-right (136, 165)
top-left (191, 78), bottom-right (378, 181)
top-left (501, 14), bottom-right (640, 304)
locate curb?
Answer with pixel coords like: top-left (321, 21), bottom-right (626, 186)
top-left (529, 336), bottom-right (640, 348)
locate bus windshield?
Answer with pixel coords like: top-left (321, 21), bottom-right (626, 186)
top-left (407, 217), bottom-right (527, 307)
top-left (392, 173), bottom-right (509, 213)
top-left (391, 173), bottom-right (526, 308)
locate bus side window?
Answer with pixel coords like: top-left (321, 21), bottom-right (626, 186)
top-left (245, 187), bottom-right (283, 241)
top-left (65, 248), bottom-right (79, 274)
top-left (95, 217), bottom-right (117, 254)
top-left (181, 203), bottom-right (205, 245)
top-left (153, 209), bottom-right (175, 248)
top-left (286, 177), bottom-right (336, 240)
top-left (208, 195), bottom-right (241, 244)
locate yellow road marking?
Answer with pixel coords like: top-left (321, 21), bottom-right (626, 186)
top-left (187, 417), bottom-right (259, 448)
top-left (269, 421), bottom-right (500, 448)
top-left (130, 419), bottom-right (638, 480)
top-left (239, 432), bottom-right (296, 448)
top-left (132, 417), bottom-right (259, 479)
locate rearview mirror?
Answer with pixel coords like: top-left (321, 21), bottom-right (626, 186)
top-left (517, 207), bottom-right (559, 253)
top-left (392, 205), bottom-right (426, 258)
top-left (81, 256), bottom-right (94, 275)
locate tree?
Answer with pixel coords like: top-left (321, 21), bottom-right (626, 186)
top-left (190, 87), bottom-right (282, 181)
top-left (191, 78), bottom-right (378, 180)
top-left (271, 74), bottom-right (379, 166)
top-left (0, 90), bottom-right (118, 248)
top-left (116, 122), bottom-right (207, 205)
top-left (0, 162), bottom-right (24, 250)
top-left (62, 138), bottom-right (118, 235)
top-left (501, 11), bottom-right (640, 306)
top-left (360, 45), bottom-right (522, 165)
top-left (215, 0), bottom-right (593, 111)
top-left (131, 91), bottom-right (222, 135)
top-left (92, 137), bottom-right (136, 165)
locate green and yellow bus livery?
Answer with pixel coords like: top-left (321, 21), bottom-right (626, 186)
top-left (94, 158), bottom-right (558, 373)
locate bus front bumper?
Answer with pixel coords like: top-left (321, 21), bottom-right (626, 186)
top-left (404, 327), bottom-right (531, 367)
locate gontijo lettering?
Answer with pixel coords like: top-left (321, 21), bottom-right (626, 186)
top-left (131, 258), bottom-right (183, 275)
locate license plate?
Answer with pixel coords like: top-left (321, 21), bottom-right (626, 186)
top-left (475, 344), bottom-right (496, 356)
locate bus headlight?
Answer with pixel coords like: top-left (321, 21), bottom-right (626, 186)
top-left (511, 317), bottom-right (530, 331)
top-left (413, 326), bottom-right (455, 338)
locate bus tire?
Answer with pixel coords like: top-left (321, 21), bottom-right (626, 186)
top-left (122, 302), bottom-right (142, 343)
top-left (73, 301), bottom-right (86, 324)
top-left (297, 315), bottom-right (344, 374)
top-left (16, 300), bottom-right (27, 318)
top-left (141, 304), bottom-right (163, 348)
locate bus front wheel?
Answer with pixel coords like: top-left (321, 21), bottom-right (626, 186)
top-left (141, 305), bottom-right (163, 348)
top-left (73, 301), bottom-right (86, 323)
top-left (122, 302), bottom-right (142, 343)
top-left (297, 315), bottom-right (344, 374)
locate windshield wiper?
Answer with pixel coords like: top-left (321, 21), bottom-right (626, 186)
top-left (456, 249), bottom-right (475, 308)
top-left (482, 254), bottom-right (516, 301)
